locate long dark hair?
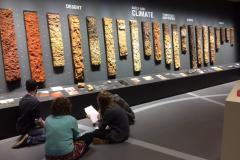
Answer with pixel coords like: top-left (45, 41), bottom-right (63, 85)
top-left (50, 97), bottom-right (72, 116)
top-left (97, 90), bottom-right (114, 116)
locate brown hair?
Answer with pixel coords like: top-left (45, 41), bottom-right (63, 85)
top-left (50, 97), bottom-right (72, 116)
top-left (97, 90), bottom-right (114, 116)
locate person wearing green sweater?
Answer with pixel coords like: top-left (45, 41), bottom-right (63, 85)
top-left (45, 97), bottom-right (92, 160)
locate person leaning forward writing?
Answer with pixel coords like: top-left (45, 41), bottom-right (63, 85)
top-left (12, 79), bottom-right (45, 148)
top-left (88, 91), bottom-right (130, 144)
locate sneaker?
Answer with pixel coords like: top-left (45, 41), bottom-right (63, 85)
top-left (93, 137), bottom-right (109, 145)
top-left (12, 134), bottom-right (29, 149)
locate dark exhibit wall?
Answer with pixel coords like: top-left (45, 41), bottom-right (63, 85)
top-left (0, 0), bottom-right (238, 93)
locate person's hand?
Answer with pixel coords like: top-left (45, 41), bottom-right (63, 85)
top-left (35, 118), bottom-right (45, 128)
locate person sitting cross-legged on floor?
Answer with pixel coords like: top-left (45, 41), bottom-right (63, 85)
top-left (88, 91), bottom-right (130, 144)
top-left (12, 79), bottom-right (45, 149)
top-left (45, 97), bottom-right (92, 160)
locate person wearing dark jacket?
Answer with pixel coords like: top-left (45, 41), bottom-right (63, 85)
top-left (12, 79), bottom-right (45, 148)
top-left (110, 93), bottom-right (135, 125)
top-left (89, 91), bottom-right (130, 144)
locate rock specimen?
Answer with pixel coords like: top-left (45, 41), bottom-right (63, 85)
top-left (103, 17), bottom-right (116, 77)
top-left (180, 25), bottom-right (187, 54)
top-left (0, 8), bottom-right (21, 82)
top-left (142, 21), bottom-right (152, 57)
top-left (172, 24), bottom-right (180, 69)
top-left (47, 13), bottom-right (65, 67)
top-left (230, 27), bottom-right (235, 46)
top-left (24, 11), bottom-right (46, 83)
top-left (209, 27), bottom-right (216, 64)
top-left (116, 19), bottom-right (127, 57)
top-left (203, 26), bottom-right (209, 64)
top-left (86, 16), bottom-right (101, 66)
top-left (215, 27), bottom-right (221, 51)
top-left (152, 20), bottom-right (162, 62)
top-left (188, 25), bottom-right (197, 69)
top-left (226, 28), bottom-right (230, 43)
top-left (195, 26), bottom-right (203, 65)
top-left (68, 15), bottom-right (84, 82)
top-left (163, 23), bottom-right (172, 64)
top-left (130, 20), bottom-right (141, 72)
top-left (220, 27), bottom-right (225, 44)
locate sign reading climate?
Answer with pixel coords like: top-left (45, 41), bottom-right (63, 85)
top-left (132, 6), bottom-right (154, 18)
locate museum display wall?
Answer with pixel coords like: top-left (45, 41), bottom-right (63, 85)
top-left (0, 0), bottom-right (238, 94)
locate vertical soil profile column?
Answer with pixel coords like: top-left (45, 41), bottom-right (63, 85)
top-left (215, 27), bottom-right (221, 51)
top-left (24, 11), bottom-right (46, 83)
top-left (230, 27), bottom-right (235, 46)
top-left (68, 15), bottom-right (84, 82)
top-left (195, 26), bottom-right (203, 65)
top-left (152, 20), bottom-right (162, 62)
top-left (172, 24), bottom-right (181, 69)
top-left (188, 25), bottom-right (197, 69)
top-left (0, 8), bottom-right (21, 82)
top-left (220, 27), bottom-right (225, 44)
top-left (116, 19), bottom-right (128, 57)
top-left (47, 13), bottom-right (65, 67)
top-left (226, 28), bottom-right (230, 43)
top-left (163, 23), bottom-right (172, 65)
top-left (180, 25), bottom-right (187, 54)
top-left (209, 27), bottom-right (216, 64)
top-left (86, 16), bottom-right (101, 66)
top-left (130, 20), bottom-right (141, 72)
top-left (203, 26), bottom-right (209, 64)
top-left (142, 21), bottom-right (152, 57)
top-left (103, 17), bottom-right (117, 77)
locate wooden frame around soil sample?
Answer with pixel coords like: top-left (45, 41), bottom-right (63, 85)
top-left (130, 20), bottom-right (141, 72)
top-left (203, 26), bottom-right (209, 64)
top-left (195, 26), bottom-right (203, 65)
top-left (86, 16), bottom-right (101, 66)
top-left (47, 13), bottom-right (65, 67)
top-left (142, 21), bottom-right (152, 57)
top-left (226, 28), bottom-right (230, 43)
top-left (188, 25), bottom-right (197, 69)
top-left (220, 27), bottom-right (225, 44)
top-left (230, 27), bottom-right (235, 46)
top-left (24, 11), bottom-right (46, 83)
top-left (68, 15), bottom-right (84, 82)
top-left (209, 27), bottom-right (216, 64)
top-left (172, 24), bottom-right (180, 69)
top-left (0, 8), bottom-right (21, 82)
top-left (103, 17), bottom-right (117, 77)
top-left (163, 23), bottom-right (172, 64)
top-left (215, 27), bottom-right (221, 51)
top-left (152, 20), bottom-right (162, 62)
top-left (116, 19), bottom-right (127, 57)
top-left (180, 25), bottom-right (187, 54)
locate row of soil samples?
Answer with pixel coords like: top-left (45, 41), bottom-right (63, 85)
top-left (0, 8), bottom-right (235, 83)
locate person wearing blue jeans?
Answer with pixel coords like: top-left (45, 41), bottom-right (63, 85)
top-left (12, 79), bottom-right (45, 148)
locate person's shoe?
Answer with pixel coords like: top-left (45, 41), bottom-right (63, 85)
top-left (93, 137), bottom-right (109, 145)
top-left (12, 134), bottom-right (29, 149)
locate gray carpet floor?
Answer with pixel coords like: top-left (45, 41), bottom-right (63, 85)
top-left (0, 81), bottom-right (236, 160)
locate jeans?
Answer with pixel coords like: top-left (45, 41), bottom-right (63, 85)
top-left (27, 127), bottom-right (45, 145)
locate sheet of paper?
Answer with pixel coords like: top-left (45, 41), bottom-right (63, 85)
top-left (156, 74), bottom-right (168, 80)
top-left (50, 86), bottom-right (64, 91)
top-left (0, 99), bottom-right (14, 104)
top-left (84, 105), bottom-right (99, 123)
top-left (142, 76), bottom-right (154, 81)
top-left (64, 87), bottom-right (79, 96)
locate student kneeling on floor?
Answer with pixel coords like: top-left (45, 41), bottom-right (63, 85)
top-left (88, 91), bottom-right (130, 144)
top-left (13, 79), bottom-right (45, 148)
top-left (45, 97), bottom-right (92, 160)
